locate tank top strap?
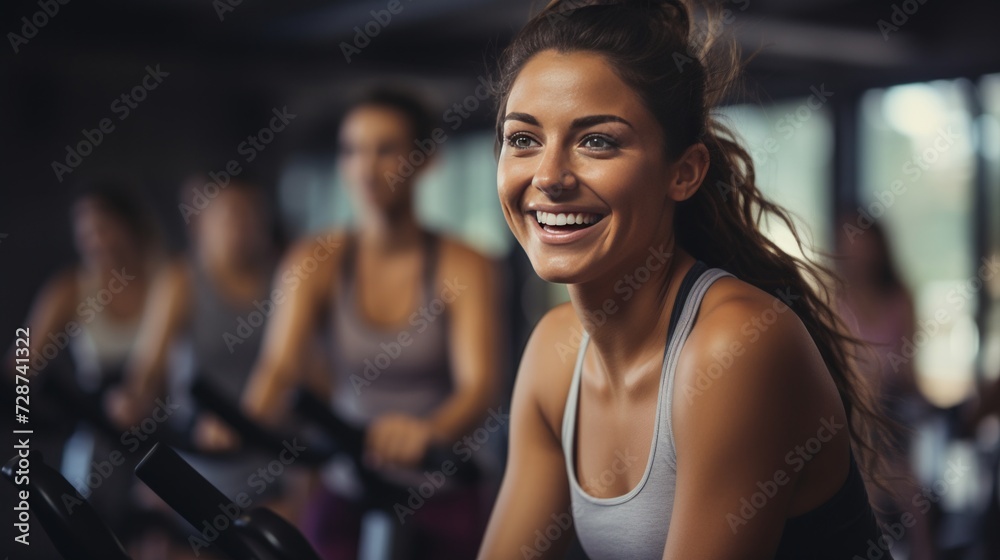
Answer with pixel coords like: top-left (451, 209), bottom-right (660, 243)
top-left (562, 261), bottom-right (728, 453)
top-left (337, 233), bottom-right (359, 300)
top-left (659, 264), bottom-right (734, 464)
top-left (420, 231), bottom-right (440, 303)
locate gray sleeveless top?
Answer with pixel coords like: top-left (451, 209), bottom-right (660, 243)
top-left (178, 260), bottom-right (284, 502)
top-left (189, 261), bottom-right (270, 403)
top-left (328, 232), bottom-right (453, 426)
top-left (562, 262), bottom-right (732, 560)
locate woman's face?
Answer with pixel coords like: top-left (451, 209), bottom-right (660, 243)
top-left (498, 50), bottom-right (677, 284)
top-left (836, 224), bottom-right (886, 286)
top-left (198, 187), bottom-right (268, 266)
top-left (339, 104), bottom-right (420, 217)
top-left (72, 197), bottom-right (134, 269)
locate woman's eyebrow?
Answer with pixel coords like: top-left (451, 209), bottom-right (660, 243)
top-left (503, 112), bottom-right (539, 125)
top-left (571, 114), bottom-right (633, 130)
top-left (502, 112), bottom-right (633, 130)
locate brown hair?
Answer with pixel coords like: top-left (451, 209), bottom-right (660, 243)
top-left (493, 0), bottom-right (896, 495)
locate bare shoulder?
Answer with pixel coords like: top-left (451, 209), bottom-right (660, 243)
top-left (674, 274), bottom-right (843, 438)
top-left (36, 266), bottom-right (81, 316)
top-left (44, 266), bottom-right (80, 298)
top-left (280, 228), bottom-right (348, 294)
top-left (160, 255), bottom-right (194, 287)
top-left (436, 234), bottom-right (495, 274)
top-left (516, 302), bottom-right (584, 441)
top-left (433, 234), bottom-right (499, 305)
top-left (694, 275), bottom-right (811, 349)
top-left (285, 228), bottom-right (349, 263)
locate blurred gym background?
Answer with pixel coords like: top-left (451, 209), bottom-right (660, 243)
top-left (1, 0), bottom-right (999, 558)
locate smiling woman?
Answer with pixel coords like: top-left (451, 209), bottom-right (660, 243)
top-left (478, 1), bottom-right (895, 560)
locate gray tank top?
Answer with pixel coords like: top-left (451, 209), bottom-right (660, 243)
top-left (328, 233), bottom-right (453, 426)
top-left (189, 261), bottom-right (270, 403)
top-left (562, 262), bottom-right (732, 560)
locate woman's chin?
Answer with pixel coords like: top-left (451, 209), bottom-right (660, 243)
top-left (529, 260), bottom-right (588, 286)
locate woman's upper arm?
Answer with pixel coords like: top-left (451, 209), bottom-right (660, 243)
top-left (23, 269), bottom-right (77, 370)
top-left (443, 244), bottom-right (502, 399)
top-left (479, 308), bottom-right (576, 560)
top-left (125, 259), bottom-right (192, 395)
top-left (662, 294), bottom-right (844, 560)
top-left (242, 234), bottom-right (339, 419)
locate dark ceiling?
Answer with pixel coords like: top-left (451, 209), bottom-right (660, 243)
top-left (3, 0), bottom-right (999, 106)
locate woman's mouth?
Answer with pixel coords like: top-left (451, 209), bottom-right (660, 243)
top-left (534, 210), bottom-right (605, 234)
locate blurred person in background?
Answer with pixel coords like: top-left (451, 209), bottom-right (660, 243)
top-left (106, 178), bottom-right (310, 556)
top-left (111, 178), bottom-right (280, 435)
top-left (10, 181), bottom-right (163, 539)
top-left (836, 217), bottom-right (935, 559)
top-left (211, 87), bottom-right (502, 559)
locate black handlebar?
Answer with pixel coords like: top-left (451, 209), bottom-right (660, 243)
top-left (135, 443), bottom-right (322, 560)
top-left (2, 453), bottom-right (131, 560)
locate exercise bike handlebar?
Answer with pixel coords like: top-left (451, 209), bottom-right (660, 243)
top-left (2, 453), bottom-right (132, 560)
top-left (189, 376), bottom-right (330, 464)
top-left (134, 442), bottom-right (323, 560)
top-left (291, 387), bottom-right (481, 485)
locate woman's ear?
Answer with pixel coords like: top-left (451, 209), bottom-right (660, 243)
top-left (667, 143), bottom-right (710, 202)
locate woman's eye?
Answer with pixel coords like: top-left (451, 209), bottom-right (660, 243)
top-left (582, 135), bottom-right (616, 150)
top-left (506, 134), bottom-right (537, 149)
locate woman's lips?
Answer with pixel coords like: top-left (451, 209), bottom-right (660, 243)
top-left (528, 209), bottom-right (607, 245)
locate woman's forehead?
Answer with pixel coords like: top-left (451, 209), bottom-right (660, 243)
top-left (505, 50), bottom-right (648, 126)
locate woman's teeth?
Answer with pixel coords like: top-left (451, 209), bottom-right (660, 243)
top-left (535, 211), bottom-right (602, 227)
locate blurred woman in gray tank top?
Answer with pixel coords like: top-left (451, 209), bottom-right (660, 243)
top-left (239, 88), bottom-right (502, 559)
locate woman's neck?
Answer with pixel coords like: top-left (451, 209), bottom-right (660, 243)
top-left (200, 248), bottom-right (270, 284)
top-left (88, 251), bottom-right (145, 284)
top-left (567, 240), bottom-right (695, 394)
top-left (357, 205), bottom-right (423, 252)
